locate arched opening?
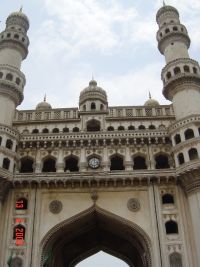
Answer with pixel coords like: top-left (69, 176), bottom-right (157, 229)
top-left (165, 28), bottom-right (170, 34)
top-left (128, 125), bottom-right (135, 131)
top-left (20, 157), bottom-right (34, 173)
top-left (110, 155), bottom-right (124, 171)
top-left (193, 67), bottom-right (197, 74)
top-left (6, 73), bottom-right (13, 81)
top-left (188, 148), bottom-right (198, 160)
top-left (42, 128), bottom-right (49, 134)
top-left (73, 127), bottom-right (79, 132)
top-left (100, 104), bottom-right (104, 110)
top-left (87, 120), bottom-right (101, 132)
top-left (16, 77), bottom-right (21, 85)
top-left (166, 72), bottom-right (171, 79)
top-left (165, 220), bottom-right (178, 235)
top-left (76, 251), bottom-right (128, 266)
top-left (184, 128), bottom-right (194, 140)
top-left (155, 154), bottom-right (170, 169)
top-left (173, 26), bottom-right (178, 31)
top-left (41, 206), bottom-right (152, 267)
top-left (162, 194), bottom-right (174, 205)
top-left (133, 156), bottom-right (147, 170)
top-left (178, 153), bottom-right (185, 165)
top-left (169, 252), bottom-right (183, 267)
top-left (174, 134), bottom-right (181, 144)
top-left (107, 126), bottom-right (114, 131)
top-left (174, 67), bottom-right (181, 75)
top-left (32, 129), bottom-right (39, 134)
top-left (8, 257), bottom-right (23, 267)
top-left (42, 157), bottom-right (56, 172)
top-left (6, 139), bottom-right (13, 149)
top-left (138, 125), bottom-right (145, 130)
top-left (63, 127), bottom-right (69, 133)
top-left (91, 102), bottom-right (96, 110)
top-left (183, 65), bottom-right (190, 72)
top-left (149, 125), bottom-right (156, 130)
top-left (83, 105), bottom-right (86, 111)
top-left (118, 126), bottom-right (125, 131)
top-left (0, 72), bottom-right (3, 79)
top-left (65, 156), bottom-right (79, 172)
top-left (15, 197), bottom-right (28, 210)
top-left (52, 128), bottom-right (59, 133)
top-left (3, 158), bottom-right (10, 170)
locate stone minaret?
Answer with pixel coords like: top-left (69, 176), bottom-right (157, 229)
top-left (0, 9), bottom-right (29, 198)
top-left (157, 4), bottom-right (200, 266)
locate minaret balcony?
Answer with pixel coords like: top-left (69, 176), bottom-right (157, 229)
top-left (0, 30), bottom-right (29, 59)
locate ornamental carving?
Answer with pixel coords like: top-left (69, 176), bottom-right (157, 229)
top-left (49, 200), bottom-right (63, 214)
top-left (127, 198), bottom-right (140, 212)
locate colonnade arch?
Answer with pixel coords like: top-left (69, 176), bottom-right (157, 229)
top-left (40, 206), bottom-right (152, 267)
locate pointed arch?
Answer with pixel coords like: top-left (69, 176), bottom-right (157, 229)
top-left (110, 153), bottom-right (125, 171)
top-left (42, 156), bottom-right (56, 172)
top-left (40, 205), bottom-right (152, 267)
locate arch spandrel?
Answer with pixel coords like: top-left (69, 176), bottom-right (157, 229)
top-left (40, 205), bottom-right (153, 267)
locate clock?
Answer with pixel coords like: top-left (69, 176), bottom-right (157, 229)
top-left (88, 157), bottom-right (100, 169)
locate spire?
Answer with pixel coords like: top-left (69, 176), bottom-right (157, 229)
top-left (149, 91), bottom-right (152, 99)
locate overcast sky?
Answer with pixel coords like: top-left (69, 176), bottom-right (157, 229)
top-left (2, 0), bottom-right (200, 265)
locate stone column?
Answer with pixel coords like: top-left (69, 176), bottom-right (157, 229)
top-left (57, 148), bottom-right (64, 173)
top-left (125, 146), bottom-right (132, 171)
top-left (79, 147), bottom-right (87, 171)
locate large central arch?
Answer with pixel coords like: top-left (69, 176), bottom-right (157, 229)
top-left (40, 206), bottom-right (152, 267)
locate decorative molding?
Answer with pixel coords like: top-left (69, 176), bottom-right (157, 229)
top-left (49, 200), bottom-right (63, 214)
top-left (127, 198), bottom-right (140, 212)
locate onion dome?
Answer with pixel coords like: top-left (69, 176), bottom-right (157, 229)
top-left (6, 7), bottom-right (29, 31)
top-left (156, 3), bottom-right (179, 23)
top-left (36, 95), bottom-right (52, 110)
top-left (79, 79), bottom-right (107, 105)
top-left (144, 92), bottom-right (160, 107)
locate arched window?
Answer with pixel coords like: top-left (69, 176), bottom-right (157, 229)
top-left (32, 129), bottom-right (39, 134)
top-left (169, 252), bottom-right (183, 267)
top-left (87, 120), bottom-right (101, 132)
top-left (63, 127), bottom-right (69, 133)
top-left (183, 65), bottom-right (190, 72)
top-left (16, 77), bottom-right (21, 85)
top-left (166, 72), bottom-right (171, 79)
top-left (15, 198), bottom-right (28, 210)
top-left (42, 128), bottom-right (49, 133)
top-left (165, 220), bottom-right (179, 234)
top-left (133, 156), bottom-right (147, 170)
top-left (91, 102), bottom-right (96, 110)
top-left (174, 134), bottom-right (181, 144)
top-left (174, 67), bottom-right (181, 75)
top-left (52, 128), bottom-right (59, 133)
top-left (162, 194), bottom-right (174, 205)
top-left (0, 72), bottom-right (3, 79)
top-left (42, 157), bottom-right (56, 172)
top-left (193, 67), bottom-right (197, 74)
top-left (138, 125), bottom-right (145, 130)
top-left (165, 28), bottom-right (170, 34)
top-left (65, 156), bottom-right (79, 172)
top-left (178, 153), bottom-right (185, 165)
top-left (0, 136), bottom-right (2, 146)
top-left (149, 125), bottom-right (156, 130)
top-left (155, 154), bottom-right (170, 169)
top-left (6, 73), bottom-right (13, 81)
top-left (73, 127), bottom-right (79, 132)
top-left (20, 157), bottom-right (34, 173)
top-left (6, 139), bottom-right (13, 149)
top-left (173, 26), bottom-right (178, 31)
top-left (188, 148), bottom-right (198, 160)
top-left (110, 155), bottom-right (124, 171)
top-left (3, 158), bottom-right (10, 170)
top-left (128, 125), bottom-right (135, 131)
top-left (107, 126), bottom-right (114, 131)
top-left (100, 104), bottom-right (104, 110)
top-left (13, 224), bottom-right (25, 241)
top-left (118, 126), bottom-right (125, 131)
top-left (184, 128), bottom-right (194, 140)
top-left (14, 34), bottom-right (19, 39)
top-left (9, 257), bottom-right (23, 267)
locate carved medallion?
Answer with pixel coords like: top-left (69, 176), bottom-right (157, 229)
top-left (49, 200), bottom-right (63, 214)
top-left (127, 198), bottom-right (140, 212)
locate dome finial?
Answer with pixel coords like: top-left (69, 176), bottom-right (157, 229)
top-left (20, 6), bottom-right (23, 12)
top-left (163, 1), bottom-right (166, 6)
top-left (149, 91), bottom-right (152, 99)
top-left (44, 94), bottom-right (46, 102)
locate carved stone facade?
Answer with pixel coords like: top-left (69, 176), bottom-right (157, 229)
top-left (0, 4), bottom-right (200, 267)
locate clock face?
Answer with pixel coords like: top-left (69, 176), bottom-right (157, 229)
top-left (88, 157), bottom-right (100, 169)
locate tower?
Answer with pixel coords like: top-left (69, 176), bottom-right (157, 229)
top-left (0, 9), bottom-right (29, 196)
top-left (157, 4), bottom-right (200, 266)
